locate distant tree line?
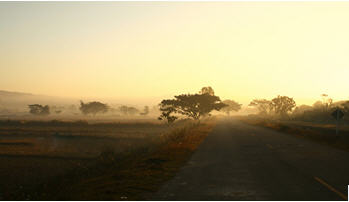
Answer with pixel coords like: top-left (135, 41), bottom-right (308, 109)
top-left (291, 94), bottom-right (348, 122)
top-left (26, 88), bottom-right (346, 124)
top-left (248, 94), bottom-right (348, 122)
top-left (27, 101), bottom-right (152, 117)
top-left (248, 95), bottom-right (296, 118)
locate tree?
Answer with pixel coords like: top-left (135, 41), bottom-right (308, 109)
top-left (248, 99), bottom-right (273, 115)
top-left (221, 100), bottom-right (242, 115)
top-left (79, 101), bottom-right (108, 116)
top-left (158, 103), bottom-right (178, 124)
top-left (158, 93), bottom-right (226, 123)
top-left (271, 95), bottom-right (296, 117)
top-left (118, 105), bottom-right (139, 116)
top-left (140, 106), bottom-right (149, 116)
top-left (28, 104), bottom-right (50, 115)
top-left (199, 86), bottom-right (215, 96)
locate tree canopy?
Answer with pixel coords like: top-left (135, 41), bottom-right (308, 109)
top-left (249, 96), bottom-right (296, 117)
top-left (271, 95), bottom-right (296, 117)
top-left (79, 101), bottom-right (108, 116)
top-left (222, 100), bottom-right (242, 115)
top-left (158, 92), bottom-right (226, 123)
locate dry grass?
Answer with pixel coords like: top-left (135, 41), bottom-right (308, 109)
top-left (239, 116), bottom-right (349, 152)
top-left (41, 120), bottom-right (216, 200)
top-left (0, 119), bottom-right (185, 158)
top-left (0, 118), bottom-right (216, 200)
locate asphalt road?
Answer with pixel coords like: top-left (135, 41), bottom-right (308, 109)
top-left (152, 118), bottom-right (349, 200)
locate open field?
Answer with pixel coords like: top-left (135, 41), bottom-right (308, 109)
top-left (238, 116), bottom-right (349, 152)
top-left (0, 118), bottom-right (215, 200)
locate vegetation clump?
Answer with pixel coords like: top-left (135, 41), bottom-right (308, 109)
top-left (28, 104), bottom-right (50, 115)
top-left (79, 101), bottom-right (108, 116)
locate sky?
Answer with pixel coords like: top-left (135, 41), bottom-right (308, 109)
top-left (1, 2), bottom-right (349, 106)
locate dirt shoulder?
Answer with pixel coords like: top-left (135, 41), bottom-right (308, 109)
top-left (238, 116), bottom-right (349, 152)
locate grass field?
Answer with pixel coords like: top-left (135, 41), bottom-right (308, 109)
top-left (0, 118), bottom-right (215, 200)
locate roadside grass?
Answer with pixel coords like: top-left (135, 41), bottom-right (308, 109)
top-left (22, 119), bottom-right (216, 200)
top-left (0, 120), bottom-right (185, 158)
top-left (238, 116), bottom-right (349, 152)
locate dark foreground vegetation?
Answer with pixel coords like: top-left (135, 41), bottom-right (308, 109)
top-left (0, 118), bottom-right (215, 200)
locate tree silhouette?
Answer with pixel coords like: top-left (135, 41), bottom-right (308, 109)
top-left (271, 95), bottom-right (296, 117)
top-left (158, 93), bottom-right (226, 123)
top-left (222, 100), bottom-right (242, 115)
top-left (158, 103), bottom-right (178, 124)
top-left (28, 104), bottom-right (50, 115)
top-left (79, 101), bottom-right (108, 116)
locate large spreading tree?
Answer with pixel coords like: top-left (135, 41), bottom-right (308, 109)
top-left (158, 90), bottom-right (227, 123)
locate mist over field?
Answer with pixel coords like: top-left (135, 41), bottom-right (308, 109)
top-left (1, 1), bottom-right (349, 201)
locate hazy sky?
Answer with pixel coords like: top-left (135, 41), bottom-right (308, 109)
top-left (1, 2), bottom-right (349, 105)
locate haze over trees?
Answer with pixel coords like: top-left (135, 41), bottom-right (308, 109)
top-left (341, 101), bottom-right (349, 113)
top-left (158, 87), bottom-right (227, 123)
top-left (4, 88), bottom-right (348, 124)
top-left (292, 104), bottom-right (313, 116)
top-left (79, 101), bottom-right (108, 116)
top-left (290, 94), bottom-right (348, 122)
top-left (247, 94), bottom-right (349, 123)
top-left (221, 100), bottom-right (242, 115)
top-left (118, 105), bottom-right (139, 116)
top-left (248, 95), bottom-right (296, 118)
top-left (140, 106), bottom-right (149, 116)
top-left (51, 105), bottom-right (64, 114)
top-left (28, 104), bottom-right (50, 115)
top-left (248, 99), bottom-right (273, 115)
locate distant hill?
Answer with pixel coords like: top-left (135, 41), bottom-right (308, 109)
top-left (0, 90), bottom-right (79, 112)
top-left (0, 90), bottom-right (34, 97)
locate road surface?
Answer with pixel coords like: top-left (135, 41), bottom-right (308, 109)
top-left (152, 118), bottom-right (349, 200)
